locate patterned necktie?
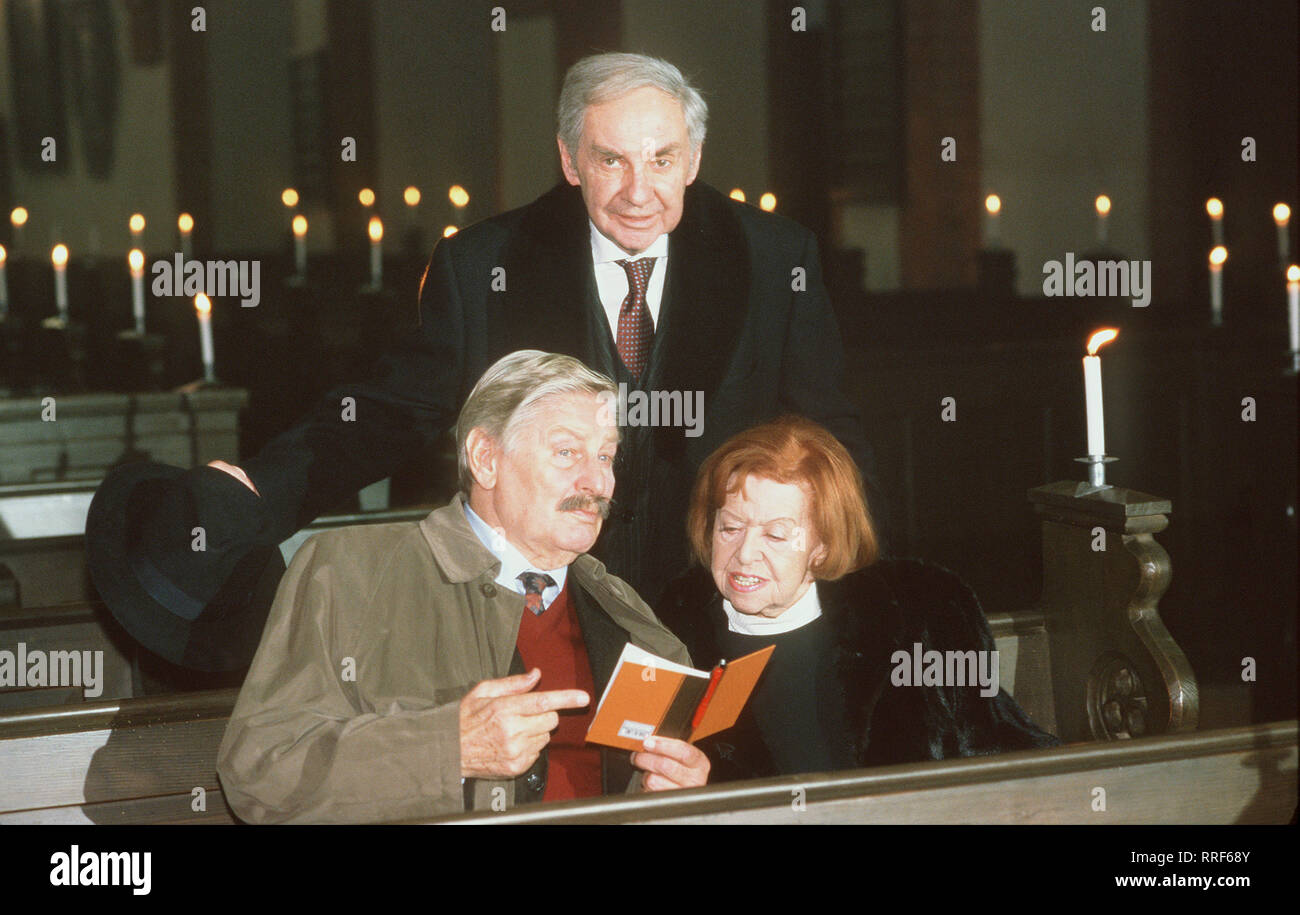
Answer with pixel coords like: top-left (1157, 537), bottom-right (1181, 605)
top-left (615, 257), bottom-right (656, 377)
top-left (517, 571), bottom-right (556, 616)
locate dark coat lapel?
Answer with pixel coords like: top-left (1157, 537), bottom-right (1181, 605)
top-left (571, 581), bottom-right (638, 793)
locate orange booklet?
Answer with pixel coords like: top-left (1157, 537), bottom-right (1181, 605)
top-left (585, 642), bottom-right (775, 752)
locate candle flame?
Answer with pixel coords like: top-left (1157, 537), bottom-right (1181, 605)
top-left (368, 216), bottom-right (384, 242)
top-left (358, 188), bottom-right (376, 208)
top-left (1086, 328), bottom-right (1118, 355)
top-left (51, 244), bottom-right (69, 267)
top-left (195, 293), bottom-right (212, 315)
top-left (759, 192), bottom-right (777, 212)
top-left (1095, 195), bottom-right (1111, 216)
top-left (985, 194), bottom-right (1002, 215)
top-left (1274, 203), bottom-right (1291, 225)
top-left (281, 188), bottom-right (299, 208)
top-left (729, 188), bottom-right (746, 202)
top-left (1287, 265), bottom-right (1300, 283)
top-left (403, 186), bottom-right (421, 207)
top-left (10, 206), bottom-right (28, 227)
top-left (443, 225), bottom-right (458, 238)
top-left (0, 244), bottom-right (6, 264)
top-left (129, 213), bottom-right (145, 233)
top-left (178, 212), bottom-right (194, 233)
top-left (292, 215), bottom-right (308, 237)
top-left (1209, 245), bottom-right (1228, 266)
top-left (1206, 197), bottom-right (1223, 218)
top-left (128, 248), bottom-right (144, 272)
top-left (448, 185), bottom-right (470, 208)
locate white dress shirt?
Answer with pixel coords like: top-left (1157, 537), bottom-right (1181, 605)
top-left (463, 502), bottom-right (567, 611)
top-left (722, 582), bottom-right (824, 635)
top-left (589, 220), bottom-right (669, 339)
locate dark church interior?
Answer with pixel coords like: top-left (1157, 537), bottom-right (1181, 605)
top-left (0, 0), bottom-right (1296, 839)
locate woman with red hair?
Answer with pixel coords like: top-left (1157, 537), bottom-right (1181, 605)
top-left (656, 415), bottom-right (1057, 780)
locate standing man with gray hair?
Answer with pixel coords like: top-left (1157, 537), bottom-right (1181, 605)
top-left (92, 51), bottom-right (876, 676)
top-left (217, 350), bottom-right (709, 823)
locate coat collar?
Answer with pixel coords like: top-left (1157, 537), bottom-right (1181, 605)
top-left (419, 493), bottom-right (502, 584)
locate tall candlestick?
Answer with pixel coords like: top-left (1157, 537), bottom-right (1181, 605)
top-left (178, 213), bottom-right (194, 260)
top-left (1083, 328), bottom-right (1118, 457)
top-left (52, 244), bottom-right (69, 321)
top-left (0, 244), bottom-right (8, 319)
top-left (195, 293), bottom-right (216, 383)
top-left (1095, 195), bottom-right (1111, 246)
top-left (129, 213), bottom-right (145, 247)
top-left (1274, 203), bottom-right (1291, 266)
top-left (292, 215), bottom-right (308, 277)
top-left (10, 207), bottom-right (28, 250)
top-left (984, 194), bottom-right (1002, 247)
top-left (1209, 245), bottom-right (1227, 326)
top-left (129, 248), bottom-right (146, 334)
top-left (368, 216), bottom-right (384, 288)
top-left (1205, 197), bottom-right (1223, 246)
top-left (1287, 265), bottom-right (1299, 373)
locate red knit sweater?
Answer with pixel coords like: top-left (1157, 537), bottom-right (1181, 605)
top-left (514, 583), bottom-right (602, 801)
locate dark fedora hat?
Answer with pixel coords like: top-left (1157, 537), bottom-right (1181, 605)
top-left (86, 461), bottom-right (285, 672)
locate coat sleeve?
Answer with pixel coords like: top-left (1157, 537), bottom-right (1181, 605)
top-left (241, 237), bottom-right (473, 545)
top-left (216, 536), bottom-right (466, 824)
top-left (780, 231), bottom-right (889, 547)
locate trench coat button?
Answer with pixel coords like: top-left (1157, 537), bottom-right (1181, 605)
top-left (525, 770), bottom-right (545, 792)
top-left (481, 582), bottom-right (497, 598)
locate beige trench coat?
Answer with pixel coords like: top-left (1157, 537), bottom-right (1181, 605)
top-left (216, 494), bottom-right (691, 823)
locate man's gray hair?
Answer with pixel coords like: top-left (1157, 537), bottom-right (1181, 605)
top-left (455, 350), bottom-right (618, 494)
top-left (557, 52), bottom-right (708, 160)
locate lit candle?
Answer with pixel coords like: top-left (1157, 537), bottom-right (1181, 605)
top-left (1205, 198), bottom-right (1223, 246)
top-left (1209, 245), bottom-right (1227, 326)
top-left (442, 225), bottom-right (458, 238)
top-left (759, 192), bottom-right (777, 213)
top-left (0, 244), bottom-right (8, 319)
top-left (10, 207), bottom-right (28, 249)
top-left (1287, 265), bottom-right (1299, 372)
top-left (178, 212), bottom-right (194, 260)
top-left (985, 194), bottom-right (1002, 247)
top-left (292, 215), bottom-right (308, 277)
top-left (359, 188), bottom-right (376, 210)
top-left (448, 185), bottom-right (469, 210)
top-left (195, 293), bottom-right (216, 383)
top-left (1083, 328), bottom-right (1119, 457)
top-left (368, 216), bottom-right (384, 288)
top-left (729, 188), bottom-right (746, 203)
top-left (52, 244), bottom-right (69, 321)
top-left (1274, 203), bottom-right (1291, 266)
top-left (1095, 195), bottom-right (1111, 246)
top-left (403, 186), bottom-right (421, 208)
top-left (129, 248), bottom-right (146, 334)
top-left (129, 213), bottom-right (145, 246)
top-left (281, 188), bottom-right (299, 209)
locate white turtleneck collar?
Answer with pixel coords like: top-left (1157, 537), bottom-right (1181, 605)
top-left (722, 581), bottom-right (823, 636)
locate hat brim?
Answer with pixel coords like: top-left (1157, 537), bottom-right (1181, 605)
top-left (86, 461), bottom-right (285, 672)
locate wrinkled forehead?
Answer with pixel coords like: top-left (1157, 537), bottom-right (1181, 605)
top-left (580, 88), bottom-right (690, 149)
top-left (719, 474), bottom-right (813, 520)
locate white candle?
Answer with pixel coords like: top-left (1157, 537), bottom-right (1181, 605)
top-left (1206, 198), bottom-right (1223, 246)
top-left (129, 249), bottom-right (146, 333)
top-left (0, 244), bottom-right (8, 318)
top-left (52, 244), bottom-right (69, 321)
top-left (178, 213), bottom-right (194, 260)
top-left (985, 194), bottom-right (1002, 247)
top-left (196, 293), bottom-right (215, 382)
top-left (1209, 245), bottom-right (1227, 326)
top-left (1095, 195), bottom-right (1111, 246)
top-left (1083, 329), bottom-right (1118, 457)
top-left (368, 216), bottom-right (383, 288)
top-left (1287, 265), bottom-right (1299, 369)
top-left (1274, 203), bottom-right (1291, 265)
top-left (292, 215), bottom-right (308, 277)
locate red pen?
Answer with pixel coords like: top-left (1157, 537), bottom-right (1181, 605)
top-left (690, 659), bottom-right (727, 733)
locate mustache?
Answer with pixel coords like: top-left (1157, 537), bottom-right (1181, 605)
top-left (557, 494), bottom-right (612, 518)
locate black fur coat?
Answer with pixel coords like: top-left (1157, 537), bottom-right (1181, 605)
top-left (655, 559), bottom-right (1060, 781)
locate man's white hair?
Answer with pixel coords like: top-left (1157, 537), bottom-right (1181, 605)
top-left (556, 52), bottom-right (708, 160)
top-left (455, 350), bottom-right (617, 494)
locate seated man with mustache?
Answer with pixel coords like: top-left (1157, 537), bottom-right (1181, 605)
top-left (217, 350), bottom-right (708, 823)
